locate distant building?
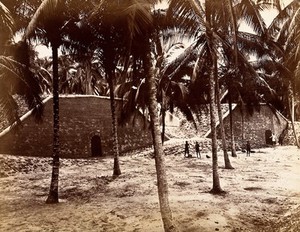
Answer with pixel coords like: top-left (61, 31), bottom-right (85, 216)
top-left (216, 104), bottom-right (289, 148)
top-left (0, 95), bottom-right (152, 158)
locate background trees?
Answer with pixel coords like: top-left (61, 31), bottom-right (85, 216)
top-left (0, 1), bottom-right (43, 128)
top-left (1, 0), bottom-right (299, 231)
top-left (266, 0), bottom-right (300, 147)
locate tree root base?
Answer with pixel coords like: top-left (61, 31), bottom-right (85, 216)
top-left (209, 189), bottom-right (227, 195)
top-left (45, 194), bottom-right (59, 204)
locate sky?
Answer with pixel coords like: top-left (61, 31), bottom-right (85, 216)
top-left (36, 0), bottom-right (293, 58)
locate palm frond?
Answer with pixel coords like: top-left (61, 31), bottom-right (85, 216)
top-left (236, 0), bottom-right (267, 36)
top-left (0, 84), bottom-right (19, 126)
top-left (167, 0), bottom-right (206, 38)
top-left (0, 1), bottom-right (14, 36)
top-left (268, 0), bottom-right (299, 38)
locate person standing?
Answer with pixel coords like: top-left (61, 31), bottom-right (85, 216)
top-left (184, 141), bottom-right (190, 157)
top-left (270, 133), bottom-right (276, 147)
top-left (246, 140), bottom-right (251, 157)
top-left (195, 141), bottom-right (201, 158)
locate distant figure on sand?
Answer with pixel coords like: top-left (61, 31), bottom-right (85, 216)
top-left (246, 140), bottom-right (251, 157)
top-left (270, 133), bottom-right (276, 146)
top-left (184, 141), bottom-right (190, 157)
top-left (195, 142), bottom-right (201, 158)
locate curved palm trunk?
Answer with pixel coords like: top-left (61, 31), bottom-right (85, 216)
top-left (108, 73), bottom-right (121, 176)
top-left (209, 60), bottom-right (223, 194)
top-left (214, 64), bottom-right (233, 169)
top-left (228, 90), bottom-right (237, 157)
top-left (46, 44), bottom-right (60, 204)
top-left (144, 44), bottom-right (177, 232)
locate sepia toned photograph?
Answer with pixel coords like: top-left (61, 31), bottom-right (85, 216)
top-left (0, 0), bottom-right (299, 231)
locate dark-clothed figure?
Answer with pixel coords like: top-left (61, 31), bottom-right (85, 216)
top-left (195, 141), bottom-right (201, 158)
top-left (184, 141), bottom-right (190, 157)
top-left (246, 140), bottom-right (251, 157)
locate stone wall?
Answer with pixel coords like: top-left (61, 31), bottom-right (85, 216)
top-left (0, 96), bottom-right (152, 158)
top-left (219, 105), bottom-right (288, 149)
top-left (166, 104), bottom-right (229, 139)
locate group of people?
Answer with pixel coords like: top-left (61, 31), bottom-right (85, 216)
top-left (184, 141), bottom-right (201, 158)
top-left (184, 131), bottom-right (280, 158)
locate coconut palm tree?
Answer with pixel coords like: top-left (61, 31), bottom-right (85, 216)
top-left (1, 0), bottom-right (43, 33)
top-left (168, 0), bottom-right (282, 188)
top-left (266, 0), bottom-right (300, 147)
top-left (94, 1), bottom-right (178, 230)
top-left (22, 0), bottom-right (74, 204)
top-left (155, 33), bottom-right (196, 144)
top-left (116, 28), bottom-right (196, 145)
top-left (89, 1), bottom-right (131, 176)
top-left (215, 67), bottom-right (234, 169)
top-left (0, 1), bottom-right (43, 127)
top-left (168, 0), bottom-right (225, 194)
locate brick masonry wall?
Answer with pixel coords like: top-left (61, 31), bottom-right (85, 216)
top-left (220, 105), bottom-right (288, 149)
top-left (0, 96), bottom-right (152, 158)
top-left (283, 121), bottom-right (300, 145)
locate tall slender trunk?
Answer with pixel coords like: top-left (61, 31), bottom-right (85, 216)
top-left (289, 83), bottom-right (300, 148)
top-left (161, 92), bottom-right (166, 144)
top-left (214, 63), bottom-right (233, 169)
top-left (228, 90), bottom-right (237, 157)
top-left (85, 61), bottom-right (93, 95)
top-left (144, 43), bottom-right (177, 232)
top-left (108, 72), bottom-right (121, 176)
top-left (241, 106), bottom-right (245, 141)
top-left (161, 107), bottom-right (166, 145)
top-left (209, 58), bottom-right (223, 194)
top-left (46, 44), bottom-right (60, 204)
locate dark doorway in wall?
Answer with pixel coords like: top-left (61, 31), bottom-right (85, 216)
top-left (91, 135), bottom-right (102, 156)
top-left (265, 130), bottom-right (272, 145)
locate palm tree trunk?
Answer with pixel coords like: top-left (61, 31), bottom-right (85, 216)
top-left (228, 90), bottom-right (237, 157)
top-left (289, 83), bottom-right (300, 148)
top-left (46, 44), bottom-right (60, 204)
top-left (161, 103), bottom-right (166, 145)
top-left (108, 72), bottom-right (121, 176)
top-left (214, 64), bottom-right (233, 169)
top-left (209, 60), bottom-right (223, 194)
top-left (241, 106), bottom-right (245, 140)
top-left (85, 61), bottom-right (93, 95)
top-left (144, 44), bottom-right (177, 232)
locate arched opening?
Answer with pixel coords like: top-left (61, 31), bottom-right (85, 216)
top-left (265, 130), bottom-right (272, 145)
top-left (91, 135), bottom-right (102, 156)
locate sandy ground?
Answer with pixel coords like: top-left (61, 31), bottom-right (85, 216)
top-left (0, 143), bottom-right (300, 232)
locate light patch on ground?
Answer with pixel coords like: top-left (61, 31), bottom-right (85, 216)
top-left (0, 144), bottom-right (299, 231)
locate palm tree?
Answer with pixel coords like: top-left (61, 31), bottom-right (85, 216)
top-left (98, 1), bottom-right (178, 230)
top-left (63, 5), bottom-right (105, 96)
top-left (1, 0), bottom-right (43, 33)
top-left (169, 0), bottom-right (282, 188)
top-left (266, 0), bottom-right (300, 147)
top-left (22, 0), bottom-right (73, 204)
top-left (142, 43), bottom-right (178, 231)
top-left (0, 1), bottom-right (43, 128)
top-left (90, 1), bottom-right (128, 176)
top-left (215, 67), bottom-right (234, 169)
top-left (152, 19), bottom-right (196, 144)
top-left (168, 0), bottom-right (225, 193)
